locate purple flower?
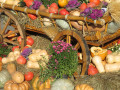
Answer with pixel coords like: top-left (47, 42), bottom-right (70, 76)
top-left (66, 0), bottom-right (81, 9)
top-left (31, 0), bottom-right (42, 10)
top-left (68, 50), bottom-right (70, 52)
top-left (55, 59), bottom-right (58, 65)
top-left (53, 45), bottom-right (56, 49)
top-left (55, 67), bottom-right (57, 69)
top-left (64, 56), bottom-right (66, 59)
top-left (49, 55), bottom-right (53, 58)
top-left (89, 13), bottom-right (97, 20)
top-left (57, 51), bottom-right (60, 54)
top-left (60, 49), bottom-right (63, 52)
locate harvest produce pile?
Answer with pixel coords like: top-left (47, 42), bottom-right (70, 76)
top-left (0, 34), bottom-right (120, 90)
top-left (1, 0), bottom-right (120, 90)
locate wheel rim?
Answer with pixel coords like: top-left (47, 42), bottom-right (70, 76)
top-left (53, 30), bottom-right (90, 76)
top-left (0, 9), bottom-right (26, 49)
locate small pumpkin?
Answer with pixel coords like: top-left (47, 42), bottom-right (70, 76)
top-left (7, 63), bottom-right (16, 75)
top-left (4, 80), bottom-right (30, 90)
top-left (75, 84), bottom-right (94, 90)
top-left (90, 46), bottom-right (107, 60)
top-left (32, 76), bottom-right (53, 90)
top-left (12, 71), bottom-right (24, 83)
top-left (0, 70), bottom-right (11, 88)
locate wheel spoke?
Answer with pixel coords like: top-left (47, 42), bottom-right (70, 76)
top-left (74, 42), bottom-right (80, 50)
top-left (66, 35), bottom-right (71, 44)
top-left (4, 38), bottom-right (20, 46)
top-left (3, 30), bottom-right (19, 38)
top-left (1, 17), bottom-right (11, 35)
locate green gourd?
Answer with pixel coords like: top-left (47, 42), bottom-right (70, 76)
top-left (56, 19), bottom-right (70, 30)
top-left (0, 70), bottom-right (11, 88)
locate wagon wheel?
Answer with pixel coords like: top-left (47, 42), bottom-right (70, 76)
top-left (53, 30), bottom-right (90, 77)
top-left (0, 9), bottom-right (26, 49)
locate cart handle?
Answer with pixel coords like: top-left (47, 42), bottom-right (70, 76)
top-left (0, 3), bottom-right (112, 25)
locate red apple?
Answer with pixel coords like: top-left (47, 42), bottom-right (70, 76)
top-left (87, 2), bottom-right (96, 8)
top-left (26, 37), bottom-right (34, 46)
top-left (28, 14), bottom-right (37, 20)
top-left (79, 3), bottom-right (87, 11)
top-left (49, 7), bottom-right (58, 14)
top-left (24, 72), bottom-right (34, 81)
top-left (88, 64), bottom-right (99, 75)
top-left (59, 9), bottom-right (69, 15)
top-left (17, 55), bottom-right (27, 64)
top-left (17, 36), bottom-right (22, 43)
top-left (50, 3), bottom-right (58, 9)
top-left (12, 46), bottom-right (19, 51)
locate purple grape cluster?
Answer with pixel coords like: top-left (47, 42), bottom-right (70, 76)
top-left (80, 7), bottom-right (105, 20)
top-left (66, 0), bottom-right (81, 9)
top-left (31, 0), bottom-right (42, 10)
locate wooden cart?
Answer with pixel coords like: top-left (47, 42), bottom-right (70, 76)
top-left (0, 3), bottom-right (118, 77)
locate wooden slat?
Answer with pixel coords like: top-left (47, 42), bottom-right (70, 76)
top-left (0, 3), bottom-right (112, 25)
top-left (4, 38), bottom-right (20, 46)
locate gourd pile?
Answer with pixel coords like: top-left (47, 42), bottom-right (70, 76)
top-left (88, 39), bottom-right (120, 76)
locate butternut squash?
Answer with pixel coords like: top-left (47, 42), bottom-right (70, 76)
top-left (92, 56), bottom-right (105, 73)
top-left (105, 63), bottom-right (120, 72)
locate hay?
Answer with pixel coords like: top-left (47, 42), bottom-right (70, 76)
top-left (74, 71), bottom-right (120, 90)
top-left (2, 61), bottom-right (40, 75)
top-left (30, 34), bottom-right (51, 49)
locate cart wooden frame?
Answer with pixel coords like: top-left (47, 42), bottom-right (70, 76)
top-left (0, 3), bottom-right (118, 77)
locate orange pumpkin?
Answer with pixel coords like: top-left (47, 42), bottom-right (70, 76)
top-left (32, 76), bottom-right (53, 90)
top-left (4, 80), bottom-right (30, 90)
top-left (75, 84), bottom-right (94, 90)
top-left (90, 46), bottom-right (107, 60)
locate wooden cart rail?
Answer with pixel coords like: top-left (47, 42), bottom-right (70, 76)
top-left (0, 3), bottom-right (112, 26)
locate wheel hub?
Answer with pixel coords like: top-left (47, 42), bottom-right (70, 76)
top-left (0, 34), bottom-right (3, 43)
